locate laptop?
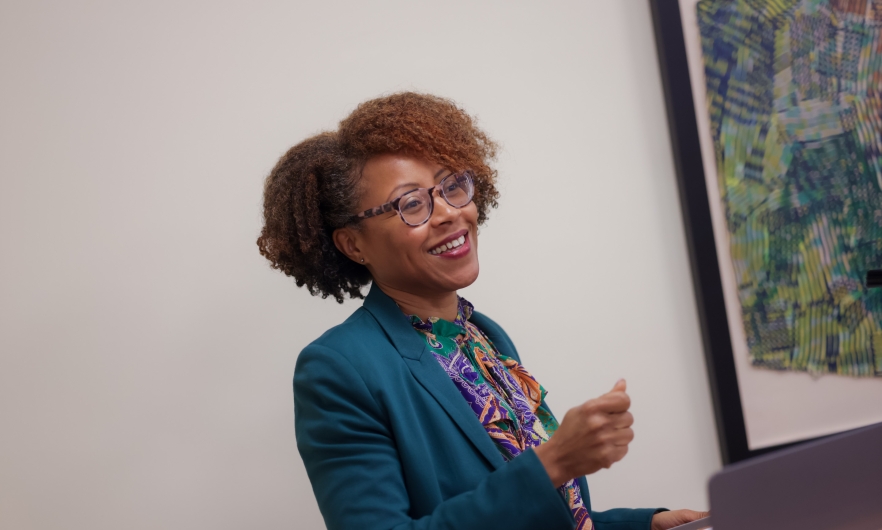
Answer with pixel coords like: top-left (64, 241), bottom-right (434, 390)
top-left (672, 421), bottom-right (882, 530)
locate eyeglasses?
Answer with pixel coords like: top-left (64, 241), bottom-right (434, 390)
top-left (349, 171), bottom-right (475, 227)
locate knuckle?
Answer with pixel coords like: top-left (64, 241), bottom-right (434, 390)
top-left (602, 446), bottom-right (616, 463)
top-left (586, 415), bottom-right (606, 432)
top-left (595, 429), bottom-right (613, 444)
top-left (583, 416), bottom-right (598, 432)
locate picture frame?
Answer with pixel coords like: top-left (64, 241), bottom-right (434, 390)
top-left (650, 0), bottom-right (761, 465)
top-left (649, 0), bottom-right (882, 464)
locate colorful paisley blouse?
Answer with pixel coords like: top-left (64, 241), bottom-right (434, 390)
top-left (407, 296), bottom-right (593, 530)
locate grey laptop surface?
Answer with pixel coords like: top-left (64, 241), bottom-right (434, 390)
top-left (706, 421), bottom-right (882, 530)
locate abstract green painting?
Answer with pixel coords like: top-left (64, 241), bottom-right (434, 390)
top-left (697, 0), bottom-right (882, 377)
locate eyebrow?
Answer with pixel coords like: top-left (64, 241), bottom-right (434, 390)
top-left (383, 169), bottom-right (451, 202)
top-left (384, 182), bottom-right (419, 202)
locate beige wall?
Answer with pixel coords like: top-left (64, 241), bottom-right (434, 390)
top-left (0, 1), bottom-right (721, 528)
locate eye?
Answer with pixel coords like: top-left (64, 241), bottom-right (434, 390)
top-left (400, 195), bottom-right (424, 212)
top-left (444, 180), bottom-right (460, 193)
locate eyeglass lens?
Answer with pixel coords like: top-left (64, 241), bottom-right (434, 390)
top-left (399, 173), bottom-right (474, 226)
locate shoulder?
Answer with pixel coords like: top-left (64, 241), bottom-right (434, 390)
top-left (308, 307), bottom-right (380, 352)
top-left (294, 306), bottom-right (405, 391)
top-left (468, 310), bottom-right (523, 364)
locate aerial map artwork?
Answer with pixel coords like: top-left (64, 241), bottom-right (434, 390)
top-left (697, 0), bottom-right (882, 377)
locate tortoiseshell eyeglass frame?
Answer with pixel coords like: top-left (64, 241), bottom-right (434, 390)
top-left (347, 170), bottom-right (475, 227)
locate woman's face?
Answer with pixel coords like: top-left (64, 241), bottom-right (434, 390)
top-left (344, 153), bottom-right (480, 298)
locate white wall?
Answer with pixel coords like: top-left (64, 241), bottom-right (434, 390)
top-left (0, 1), bottom-right (721, 528)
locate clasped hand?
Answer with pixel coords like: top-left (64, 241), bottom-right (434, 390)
top-left (533, 379), bottom-right (709, 530)
top-left (534, 378), bottom-right (633, 487)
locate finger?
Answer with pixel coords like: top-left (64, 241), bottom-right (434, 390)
top-left (593, 390), bottom-right (631, 413)
top-left (672, 509), bottom-right (710, 523)
top-left (609, 427), bottom-right (634, 446)
top-left (609, 378), bottom-right (626, 393)
top-left (610, 411), bottom-right (634, 429)
top-left (606, 444), bottom-right (628, 466)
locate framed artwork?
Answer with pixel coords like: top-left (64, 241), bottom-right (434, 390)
top-left (650, 0), bottom-right (882, 464)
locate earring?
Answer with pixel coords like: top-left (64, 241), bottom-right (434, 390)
top-left (360, 258), bottom-right (364, 263)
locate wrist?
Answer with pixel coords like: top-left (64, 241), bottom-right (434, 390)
top-left (534, 442), bottom-right (567, 488)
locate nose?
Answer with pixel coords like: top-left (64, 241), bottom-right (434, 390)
top-left (429, 187), bottom-right (458, 226)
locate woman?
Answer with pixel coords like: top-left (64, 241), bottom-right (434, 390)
top-left (258, 92), bottom-right (707, 529)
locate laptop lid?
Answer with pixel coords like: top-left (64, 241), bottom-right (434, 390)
top-left (708, 421), bottom-right (882, 530)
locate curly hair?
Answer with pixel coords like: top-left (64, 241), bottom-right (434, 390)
top-left (257, 92), bottom-right (500, 303)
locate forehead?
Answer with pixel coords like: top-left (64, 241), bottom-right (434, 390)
top-left (359, 154), bottom-right (445, 203)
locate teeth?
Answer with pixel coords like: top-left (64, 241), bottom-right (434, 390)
top-left (430, 235), bottom-right (466, 254)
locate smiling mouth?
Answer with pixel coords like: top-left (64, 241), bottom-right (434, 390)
top-left (429, 234), bottom-right (466, 255)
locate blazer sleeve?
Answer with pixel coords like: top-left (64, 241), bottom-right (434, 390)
top-left (590, 508), bottom-right (665, 530)
top-left (294, 343), bottom-right (578, 530)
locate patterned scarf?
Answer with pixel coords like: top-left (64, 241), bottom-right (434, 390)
top-left (407, 296), bottom-right (593, 529)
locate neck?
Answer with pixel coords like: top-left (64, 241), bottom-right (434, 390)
top-left (374, 281), bottom-right (459, 322)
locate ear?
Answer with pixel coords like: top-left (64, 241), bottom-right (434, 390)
top-left (332, 226), bottom-right (366, 264)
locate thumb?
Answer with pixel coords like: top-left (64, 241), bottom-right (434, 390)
top-left (610, 378), bottom-right (627, 393)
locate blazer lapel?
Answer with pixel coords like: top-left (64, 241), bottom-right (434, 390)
top-left (362, 283), bottom-right (505, 470)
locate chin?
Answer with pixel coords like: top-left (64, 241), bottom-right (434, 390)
top-left (450, 262), bottom-right (480, 291)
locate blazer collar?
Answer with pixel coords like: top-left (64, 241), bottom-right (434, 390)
top-left (362, 282), bottom-right (429, 360)
top-left (361, 282), bottom-right (506, 470)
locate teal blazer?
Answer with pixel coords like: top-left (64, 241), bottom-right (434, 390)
top-left (295, 283), bottom-right (661, 529)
